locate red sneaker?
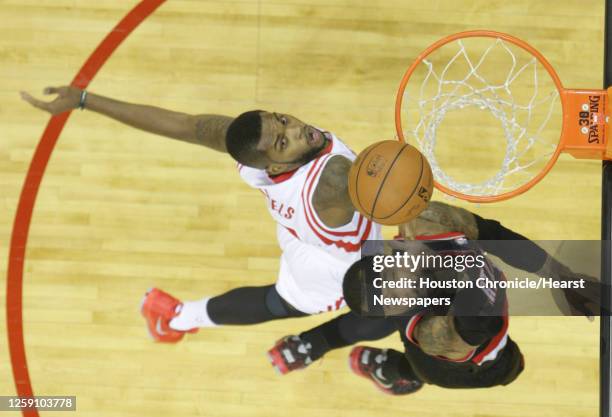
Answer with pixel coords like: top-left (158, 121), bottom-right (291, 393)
top-left (349, 346), bottom-right (423, 395)
top-left (140, 288), bottom-right (198, 343)
top-left (267, 335), bottom-right (313, 375)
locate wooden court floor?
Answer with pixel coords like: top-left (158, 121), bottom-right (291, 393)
top-left (0, 1), bottom-right (604, 416)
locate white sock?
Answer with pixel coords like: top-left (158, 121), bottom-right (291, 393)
top-left (169, 297), bottom-right (217, 330)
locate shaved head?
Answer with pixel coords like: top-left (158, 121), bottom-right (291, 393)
top-left (225, 110), bottom-right (269, 168)
top-left (226, 110), bottom-right (328, 174)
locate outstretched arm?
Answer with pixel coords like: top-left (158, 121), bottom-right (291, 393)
top-left (20, 86), bottom-right (232, 152)
top-left (399, 201), bottom-right (601, 319)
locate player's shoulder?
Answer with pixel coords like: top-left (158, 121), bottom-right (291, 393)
top-left (326, 131), bottom-right (356, 158)
top-left (309, 153), bottom-right (354, 228)
top-left (308, 130), bottom-right (354, 192)
top-left (316, 154), bottom-right (352, 194)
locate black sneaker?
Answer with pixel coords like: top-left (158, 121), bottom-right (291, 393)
top-left (349, 346), bottom-right (423, 395)
top-left (267, 335), bottom-right (313, 375)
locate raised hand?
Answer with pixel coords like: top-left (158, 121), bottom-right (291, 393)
top-left (552, 273), bottom-right (602, 321)
top-left (20, 86), bottom-right (82, 115)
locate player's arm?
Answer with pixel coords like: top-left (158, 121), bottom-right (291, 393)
top-left (312, 155), bottom-right (355, 228)
top-left (401, 201), bottom-right (601, 319)
top-left (20, 86), bottom-right (232, 152)
top-left (399, 201), bottom-right (479, 240)
top-left (399, 201), bottom-right (547, 271)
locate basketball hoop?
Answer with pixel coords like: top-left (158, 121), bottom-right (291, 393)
top-left (395, 30), bottom-right (612, 203)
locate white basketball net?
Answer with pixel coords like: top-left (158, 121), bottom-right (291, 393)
top-left (402, 37), bottom-right (561, 197)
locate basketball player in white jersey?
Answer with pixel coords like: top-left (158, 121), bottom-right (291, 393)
top-left (20, 86), bottom-right (399, 352)
top-left (21, 87), bottom-right (601, 375)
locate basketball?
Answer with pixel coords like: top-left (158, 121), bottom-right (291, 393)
top-left (348, 140), bottom-right (433, 225)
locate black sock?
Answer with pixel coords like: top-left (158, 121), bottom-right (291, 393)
top-left (207, 285), bottom-right (306, 325)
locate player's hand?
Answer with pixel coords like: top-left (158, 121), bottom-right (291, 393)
top-left (20, 86), bottom-right (82, 115)
top-left (541, 256), bottom-right (602, 321)
top-left (553, 274), bottom-right (602, 321)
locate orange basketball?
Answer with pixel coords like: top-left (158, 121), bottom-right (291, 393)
top-left (348, 140), bottom-right (433, 226)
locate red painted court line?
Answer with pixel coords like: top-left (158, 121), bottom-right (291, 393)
top-left (6, 1), bottom-right (165, 416)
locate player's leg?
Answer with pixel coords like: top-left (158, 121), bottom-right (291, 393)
top-left (142, 233), bottom-right (324, 343)
top-left (301, 312), bottom-right (397, 360)
top-left (267, 233), bottom-right (402, 373)
top-left (175, 284), bottom-right (307, 327)
top-left (268, 312), bottom-right (397, 374)
top-left (141, 284), bottom-right (307, 343)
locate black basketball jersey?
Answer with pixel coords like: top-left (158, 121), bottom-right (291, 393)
top-left (394, 232), bottom-right (509, 366)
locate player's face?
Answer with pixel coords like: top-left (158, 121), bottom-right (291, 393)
top-left (258, 112), bottom-right (327, 174)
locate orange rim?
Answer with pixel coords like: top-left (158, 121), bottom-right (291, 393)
top-left (394, 30), bottom-right (566, 203)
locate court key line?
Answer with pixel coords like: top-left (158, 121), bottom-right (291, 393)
top-left (6, 1), bottom-right (165, 416)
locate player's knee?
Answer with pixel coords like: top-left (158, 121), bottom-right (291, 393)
top-left (265, 286), bottom-right (306, 318)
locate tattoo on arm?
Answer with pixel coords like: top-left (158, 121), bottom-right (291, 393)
top-left (192, 114), bottom-right (234, 153)
top-left (399, 201), bottom-right (479, 240)
top-left (312, 155), bottom-right (355, 228)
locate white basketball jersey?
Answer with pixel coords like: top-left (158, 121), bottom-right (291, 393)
top-left (238, 131), bottom-right (382, 263)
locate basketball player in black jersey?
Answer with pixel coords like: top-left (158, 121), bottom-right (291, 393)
top-left (267, 201), bottom-right (600, 382)
top-left (343, 235), bottom-right (522, 394)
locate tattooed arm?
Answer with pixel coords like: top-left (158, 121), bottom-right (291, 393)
top-left (399, 201), bottom-right (601, 319)
top-left (21, 86), bottom-right (232, 152)
top-left (399, 201), bottom-right (479, 240)
top-left (312, 155), bottom-right (355, 228)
